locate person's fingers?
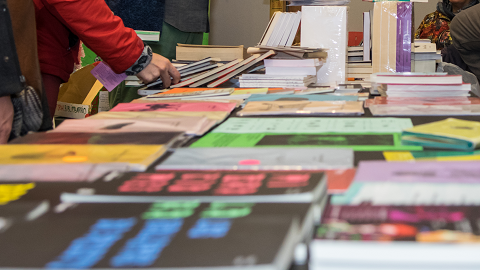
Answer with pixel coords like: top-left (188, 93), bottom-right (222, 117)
top-left (157, 64), bottom-right (172, 88)
top-left (170, 65), bottom-right (181, 84)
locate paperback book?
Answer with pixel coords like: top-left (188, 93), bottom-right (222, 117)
top-left (0, 201), bottom-right (313, 270)
top-left (156, 147), bottom-right (354, 170)
top-left (60, 170), bottom-right (327, 204)
top-left (236, 101), bottom-right (365, 116)
top-left (401, 118), bottom-right (480, 151)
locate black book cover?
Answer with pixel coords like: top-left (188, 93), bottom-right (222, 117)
top-left (61, 170), bottom-right (327, 203)
top-left (0, 202), bottom-right (312, 269)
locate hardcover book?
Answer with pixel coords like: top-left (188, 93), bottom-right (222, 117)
top-left (110, 102), bottom-right (237, 112)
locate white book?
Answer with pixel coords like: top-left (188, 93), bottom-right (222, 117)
top-left (135, 30), bottom-right (160, 41)
top-left (264, 58), bottom-right (321, 67)
top-left (286, 11), bottom-right (302, 46)
top-left (267, 12), bottom-right (286, 46)
top-left (371, 73), bottom-right (462, 84)
top-left (260, 12), bottom-right (281, 46)
top-left (385, 83), bottom-right (471, 91)
top-left (278, 13), bottom-right (295, 46)
top-left (363, 12), bottom-right (371, 61)
top-left (266, 66), bottom-right (321, 76)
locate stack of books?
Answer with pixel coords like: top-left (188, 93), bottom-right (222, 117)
top-left (311, 160), bottom-right (480, 270)
top-left (239, 58), bottom-right (321, 88)
top-left (371, 72), bottom-right (467, 98)
top-left (411, 39), bottom-right (439, 73)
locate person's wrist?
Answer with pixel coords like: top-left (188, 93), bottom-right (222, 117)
top-left (125, 44), bottom-right (153, 76)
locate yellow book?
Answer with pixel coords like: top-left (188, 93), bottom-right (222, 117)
top-left (401, 118), bottom-right (480, 151)
top-left (0, 144), bottom-right (167, 171)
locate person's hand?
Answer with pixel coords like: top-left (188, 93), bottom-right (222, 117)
top-left (136, 53), bottom-right (180, 87)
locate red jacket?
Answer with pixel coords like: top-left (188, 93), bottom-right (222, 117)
top-left (34, 0), bottom-right (144, 82)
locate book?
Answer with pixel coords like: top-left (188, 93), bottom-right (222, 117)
top-left (9, 132), bottom-right (184, 146)
top-left (354, 160), bottom-right (480, 184)
top-left (325, 169), bottom-right (356, 194)
top-left (145, 88), bottom-right (234, 99)
top-left (0, 145), bottom-right (168, 172)
top-left (411, 59), bottom-right (436, 73)
top-left (236, 101), bottom-right (364, 116)
top-left (363, 11), bottom-right (371, 61)
top-left (401, 118), bottom-right (480, 151)
top-left (110, 102), bottom-right (237, 112)
top-left (411, 52), bottom-right (442, 60)
top-left (264, 58), bottom-right (321, 67)
top-left (244, 94), bottom-right (357, 103)
top-left (52, 117), bottom-right (218, 136)
top-left (265, 66), bottom-right (320, 76)
top-left (0, 163), bottom-right (129, 182)
top-left (61, 170), bottom-right (327, 204)
top-left (89, 111), bottom-right (231, 124)
top-left (240, 74), bottom-right (316, 81)
top-left (347, 67), bottom-right (373, 74)
top-left (207, 50), bottom-right (276, 88)
top-left (190, 133), bottom-right (422, 151)
top-left (381, 83), bottom-right (471, 91)
top-left (156, 148), bottom-right (353, 170)
top-left (370, 104), bottom-right (480, 116)
top-left (207, 117), bottom-right (414, 134)
top-left (365, 97), bottom-right (479, 107)
top-left (0, 201), bottom-right (313, 270)
top-left (411, 41), bottom-right (436, 53)
top-left (370, 73), bottom-right (462, 84)
top-left (311, 205), bottom-right (480, 270)
top-left (166, 59), bottom-right (242, 88)
top-left (176, 44), bottom-right (246, 61)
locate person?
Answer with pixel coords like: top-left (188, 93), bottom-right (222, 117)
top-left (450, 3), bottom-right (480, 83)
top-left (414, 0), bottom-right (479, 50)
top-left (1, 0), bottom-right (53, 143)
top-left (33, 0), bottom-right (181, 118)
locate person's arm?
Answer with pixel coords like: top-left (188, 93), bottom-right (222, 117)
top-left (40, 0), bottom-right (179, 85)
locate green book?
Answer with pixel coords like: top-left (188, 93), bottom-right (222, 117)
top-left (402, 118), bottom-right (480, 151)
top-left (191, 132), bottom-right (422, 151)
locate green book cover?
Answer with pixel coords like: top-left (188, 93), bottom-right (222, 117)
top-left (191, 133), bottom-right (422, 151)
top-left (402, 118), bottom-right (480, 151)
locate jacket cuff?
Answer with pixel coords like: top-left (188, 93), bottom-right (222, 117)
top-left (125, 44), bottom-right (152, 76)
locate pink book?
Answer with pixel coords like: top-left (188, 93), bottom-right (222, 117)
top-left (110, 102), bottom-right (236, 112)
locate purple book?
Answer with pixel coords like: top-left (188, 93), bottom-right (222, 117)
top-left (354, 160), bottom-right (480, 183)
top-left (396, 2), bottom-right (412, 72)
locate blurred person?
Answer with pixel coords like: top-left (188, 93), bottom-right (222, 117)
top-left (414, 0), bottom-right (479, 50)
top-left (34, 0), bottom-right (180, 117)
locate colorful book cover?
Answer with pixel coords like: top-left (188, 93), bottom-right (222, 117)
top-left (325, 169), bottom-right (356, 194)
top-left (146, 88), bottom-right (234, 99)
top-left (61, 170), bottom-right (327, 204)
top-left (237, 101), bottom-right (365, 116)
top-left (9, 132), bottom-right (184, 146)
top-left (401, 118), bottom-right (480, 151)
top-left (156, 147), bottom-right (354, 170)
top-left (317, 204), bottom-right (480, 243)
top-left (110, 102), bottom-right (237, 112)
top-left (0, 145), bottom-right (167, 172)
top-left (365, 97), bottom-right (480, 108)
top-left (209, 117), bottom-right (413, 134)
top-left (190, 133), bottom-right (422, 151)
top-left (0, 202), bottom-right (312, 269)
top-left (52, 117), bottom-right (216, 136)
